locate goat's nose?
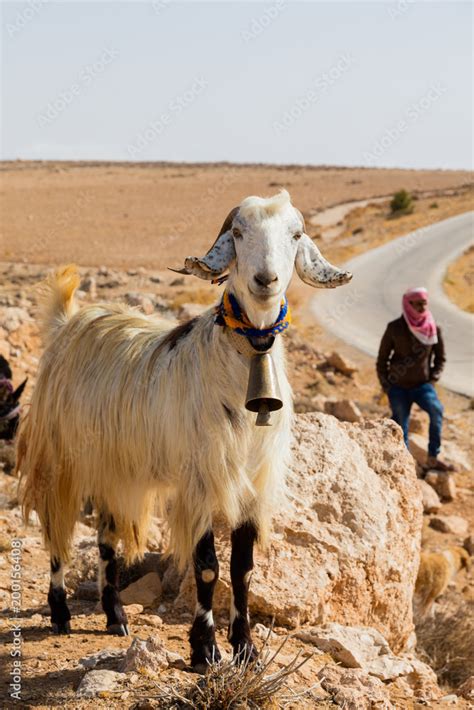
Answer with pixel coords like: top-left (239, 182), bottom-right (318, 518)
top-left (254, 271), bottom-right (278, 288)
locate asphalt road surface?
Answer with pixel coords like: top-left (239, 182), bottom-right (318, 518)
top-left (312, 211), bottom-right (474, 397)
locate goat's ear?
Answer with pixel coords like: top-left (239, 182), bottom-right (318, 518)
top-left (176, 207), bottom-right (239, 281)
top-left (295, 234), bottom-right (352, 288)
top-left (183, 231), bottom-right (236, 281)
top-left (12, 378), bottom-right (28, 402)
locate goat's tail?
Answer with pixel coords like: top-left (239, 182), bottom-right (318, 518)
top-left (38, 264), bottom-right (80, 342)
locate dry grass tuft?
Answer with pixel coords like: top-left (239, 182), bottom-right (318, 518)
top-left (150, 628), bottom-right (325, 709)
top-left (444, 244), bottom-right (474, 313)
top-left (169, 286), bottom-right (218, 310)
top-left (415, 595), bottom-right (474, 688)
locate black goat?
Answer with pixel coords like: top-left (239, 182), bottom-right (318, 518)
top-left (0, 355), bottom-right (27, 440)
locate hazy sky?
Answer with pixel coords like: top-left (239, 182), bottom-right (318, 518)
top-left (1, 1), bottom-right (472, 169)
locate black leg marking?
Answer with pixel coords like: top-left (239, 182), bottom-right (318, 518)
top-left (48, 556), bottom-right (71, 634)
top-left (189, 529), bottom-right (221, 669)
top-left (229, 521), bottom-right (258, 661)
top-left (98, 512), bottom-right (129, 636)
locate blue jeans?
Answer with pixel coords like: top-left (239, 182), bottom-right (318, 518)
top-left (388, 383), bottom-right (444, 457)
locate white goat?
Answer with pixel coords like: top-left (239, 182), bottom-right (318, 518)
top-left (17, 189), bottom-right (351, 667)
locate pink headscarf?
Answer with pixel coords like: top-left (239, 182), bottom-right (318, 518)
top-left (402, 287), bottom-right (438, 345)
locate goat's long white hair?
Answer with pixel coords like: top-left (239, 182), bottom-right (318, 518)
top-left (17, 266), bottom-right (292, 570)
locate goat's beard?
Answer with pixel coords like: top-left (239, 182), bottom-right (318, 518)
top-left (227, 279), bottom-right (283, 329)
top-left (245, 299), bottom-right (282, 329)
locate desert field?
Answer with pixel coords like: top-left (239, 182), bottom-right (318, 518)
top-left (1, 160), bottom-right (472, 268)
top-left (0, 162), bottom-right (473, 708)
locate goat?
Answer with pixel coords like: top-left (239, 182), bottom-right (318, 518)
top-left (0, 355), bottom-right (27, 441)
top-left (17, 190), bottom-right (352, 667)
top-left (414, 546), bottom-right (470, 617)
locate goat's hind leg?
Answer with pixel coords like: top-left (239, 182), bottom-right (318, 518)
top-left (48, 555), bottom-right (71, 634)
top-left (97, 511), bottom-right (129, 636)
top-left (190, 529), bottom-right (221, 669)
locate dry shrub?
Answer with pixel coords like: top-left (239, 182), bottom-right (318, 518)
top-left (415, 594), bottom-right (474, 688)
top-left (390, 189), bottom-right (414, 216)
top-left (150, 630), bottom-right (326, 709)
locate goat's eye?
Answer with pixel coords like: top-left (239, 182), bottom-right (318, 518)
top-left (233, 228), bottom-right (243, 239)
top-left (293, 232), bottom-right (302, 241)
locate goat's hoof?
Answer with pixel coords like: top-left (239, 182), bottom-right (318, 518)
top-left (192, 662), bottom-right (208, 675)
top-left (51, 621), bottom-right (71, 635)
top-left (191, 645), bottom-right (221, 672)
top-left (107, 623), bottom-right (129, 636)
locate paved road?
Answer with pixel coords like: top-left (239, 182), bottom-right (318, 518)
top-left (312, 211), bottom-right (474, 397)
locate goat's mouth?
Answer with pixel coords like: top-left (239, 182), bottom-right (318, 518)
top-left (248, 286), bottom-right (281, 303)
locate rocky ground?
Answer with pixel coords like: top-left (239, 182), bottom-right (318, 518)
top-left (0, 166), bottom-right (473, 708)
top-left (0, 257), bottom-right (472, 709)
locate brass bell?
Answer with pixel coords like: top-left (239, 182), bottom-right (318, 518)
top-left (245, 353), bottom-right (283, 426)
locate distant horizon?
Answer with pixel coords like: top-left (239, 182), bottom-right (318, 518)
top-left (1, 157), bottom-right (472, 174)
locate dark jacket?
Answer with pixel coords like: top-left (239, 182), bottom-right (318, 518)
top-left (376, 316), bottom-right (445, 391)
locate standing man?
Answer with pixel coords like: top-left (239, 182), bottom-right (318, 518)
top-left (376, 287), bottom-right (453, 471)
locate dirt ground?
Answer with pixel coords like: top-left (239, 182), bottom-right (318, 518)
top-left (0, 162), bottom-right (473, 708)
top-left (444, 245), bottom-right (474, 313)
top-left (1, 160), bottom-right (471, 268)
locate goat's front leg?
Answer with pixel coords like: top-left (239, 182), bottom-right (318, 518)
top-left (229, 521), bottom-right (258, 661)
top-left (97, 511), bottom-right (129, 636)
top-left (48, 555), bottom-right (71, 634)
top-left (189, 529), bottom-right (221, 669)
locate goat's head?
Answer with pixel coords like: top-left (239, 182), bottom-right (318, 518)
top-left (179, 190), bottom-right (352, 327)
